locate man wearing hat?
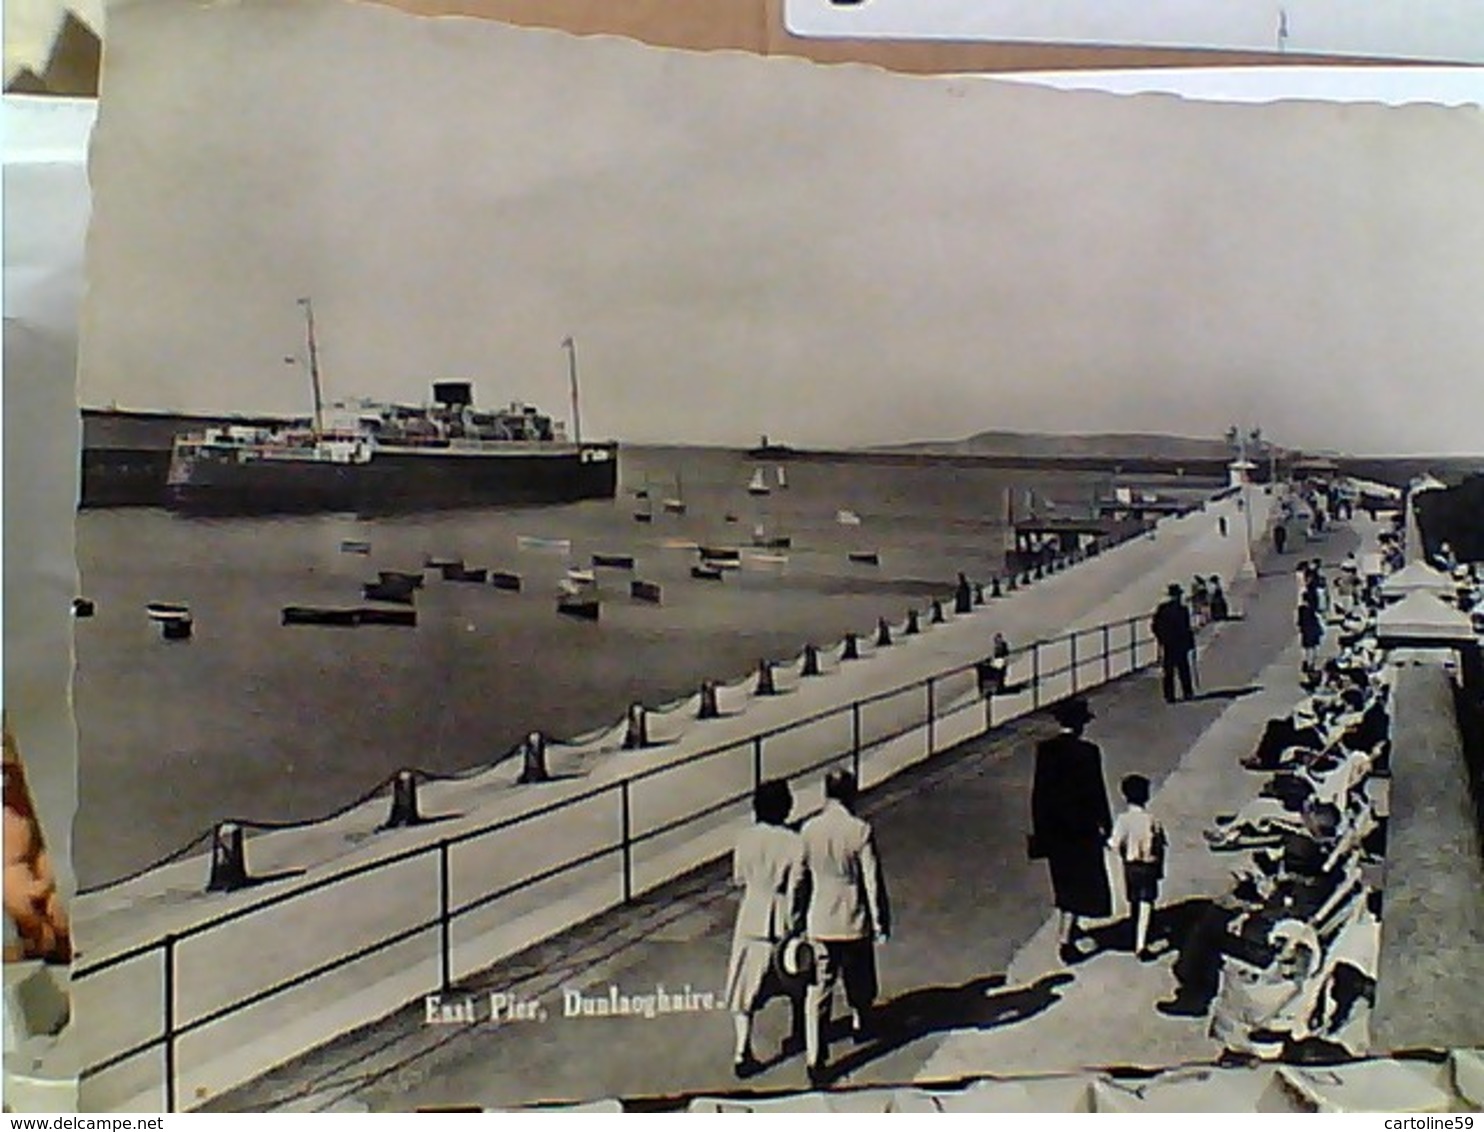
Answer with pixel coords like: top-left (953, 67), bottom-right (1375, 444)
top-left (800, 769), bottom-right (890, 1086)
top-left (1152, 584), bottom-right (1196, 703)
top-left (1031, 696), bottom-right (1113, 964)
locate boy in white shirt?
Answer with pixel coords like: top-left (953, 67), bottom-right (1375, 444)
top-left (1108, 774), bottom-right (1165, 960)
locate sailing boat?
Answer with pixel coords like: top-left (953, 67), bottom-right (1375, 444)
top-left (776, 466), bottom-right (788, 490)
top-left (662, 470), bottom-right (686, 514)
top-left (747, 467), bottom-right (770, 496)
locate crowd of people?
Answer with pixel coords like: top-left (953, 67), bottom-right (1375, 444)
top-left (1026, 491), bottom-right (1460, 1063)
top-left (1154, 519), bottom-right (1438, 1061)
top-left (720, 486), bottom-right (1482, 1084)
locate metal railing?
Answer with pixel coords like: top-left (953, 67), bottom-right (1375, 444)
top-left (74, 608), bottom-right (1157, 1111)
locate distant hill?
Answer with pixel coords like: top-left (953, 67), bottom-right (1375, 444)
top-left (877, 431), bottom-right (1251, 463)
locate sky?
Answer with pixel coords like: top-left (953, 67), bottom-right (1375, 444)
top-left (69, 0), bottom-right (1484, 455)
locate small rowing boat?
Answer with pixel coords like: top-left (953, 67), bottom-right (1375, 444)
top-left (557, 596), bottom-right (600, 621)
top-left (697, 546), bottom-right (741, 563)
top-left (517, 536), bottom-right (572, 554)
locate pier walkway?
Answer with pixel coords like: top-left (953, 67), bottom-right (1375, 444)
top-left (76, 490), bottom-right (1284, 1110)
top-left (208, 514), bottom-right (1356, 1111)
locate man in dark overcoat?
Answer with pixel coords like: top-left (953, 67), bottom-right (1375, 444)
top-left (1031, 696), bottom-right (1113, 965)
top-left (1152, 583), bottom-right (1196, 703)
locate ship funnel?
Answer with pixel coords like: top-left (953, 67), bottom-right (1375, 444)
top-left (432, 381), bottom-right (473, 408)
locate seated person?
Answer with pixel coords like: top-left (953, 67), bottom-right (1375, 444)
top-left (1243, 703), bottom-right (1327, 771)
top-left (1161, 803), bottom-right (1347, 1017)
top-left (1210, 919), bottom-right (1325, 1059)
top-left (1213, 885), bottom-right (1379, 1062)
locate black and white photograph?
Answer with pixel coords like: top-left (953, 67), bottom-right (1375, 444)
top-left (5, 0), bottom-right (1484, 1114)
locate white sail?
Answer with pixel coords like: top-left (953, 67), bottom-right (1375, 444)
top-left (663, 469), bottom-right (686, 512)
top-left (836, 509), bottom-right (862, 526)
top-left (747, 468), bottom-right (770, 494)
top-left (776, 466), bottom-right (788, 489)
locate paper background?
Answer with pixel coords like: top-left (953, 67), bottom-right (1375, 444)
top-left (2, 95), bottom-right (94, 904)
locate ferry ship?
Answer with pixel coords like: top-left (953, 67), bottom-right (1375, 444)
top-left (165, 384), bottom-right (616, 515)
top-left (163, 304), bottom-right (616, 515)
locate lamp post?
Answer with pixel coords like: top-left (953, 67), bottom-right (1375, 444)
top-left (1226, 426), bottom-right (1259, 580)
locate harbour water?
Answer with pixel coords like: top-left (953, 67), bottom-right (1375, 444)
top-left (73, 445), bottom-right (1210, 888)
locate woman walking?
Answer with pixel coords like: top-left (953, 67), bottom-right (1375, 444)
top-left (1031, 697), bottom-right (1113, 965)
top-left (725, 779), bottom-right (807, 1077)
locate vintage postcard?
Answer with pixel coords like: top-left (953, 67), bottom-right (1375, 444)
top-left (5, 0), bottom-right (1483, 1114)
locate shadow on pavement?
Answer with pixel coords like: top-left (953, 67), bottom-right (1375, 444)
top-left (1078, 896), bottom-right (1219, 964)
top-left (1187, 685), bottom-right (1264, 704)
top-left (820, 971), bottom-right (1075, 1084)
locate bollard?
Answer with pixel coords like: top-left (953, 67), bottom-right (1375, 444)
top-left (841, 633), bottom-right (861, 660)
top-left (876, 617), bottom-right (892, 647)
top-left (383, 770), bottom-right (422, 828)
top-left (518, 731), bottom-right (549, 783)
top-left (931, 600), bottom-right (946, 624)
top-left (623, 703), bottom-right (648, 749)
top-left (756, 660), bottom-right (777, 695)
top-left (802, 644), bottom-right (822, 676)
top-left (974, 582), bottom-right (985, 606)
top-left (991, 577), bottom-right (1002, 598)
top-left (1034, 564), bottom-right (1045, 580)
top-left (1006, 575), bottom-right (1018, 593)
top-left (905, 609), bottom-right (921, 635)
top-left (698, 681), bottom-right (720, 719)
top-left (206, 822), bottom-right (249, 892)
top-left (955, 588), bottom-right (972, 614)
top-left (1022, 570), bottom-right (1033, 586)
top-left (72, 598), bottom-right (95, 618)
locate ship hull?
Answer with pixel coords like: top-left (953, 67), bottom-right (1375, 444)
top-left (166, 445), bottom-right (619, 516)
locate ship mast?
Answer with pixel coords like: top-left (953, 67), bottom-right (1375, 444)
top-left (561, 335), bottom-right (582, 445)
top-left (298, 297), bottom-right (325, 438)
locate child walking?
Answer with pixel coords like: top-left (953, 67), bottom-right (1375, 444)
top-left (1108, 774), bottom-right (1165, 960)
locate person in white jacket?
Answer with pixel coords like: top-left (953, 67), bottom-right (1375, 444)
top-left (724, 779), bottom-right (807, 1078)
top-left (800, 770), bottom-right (890, 1085)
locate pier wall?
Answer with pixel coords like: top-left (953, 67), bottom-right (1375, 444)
top-left (1371, 656), bottom-right (1484, 1053)
top-left (1372, 485), bottom-right (1484, 1052)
